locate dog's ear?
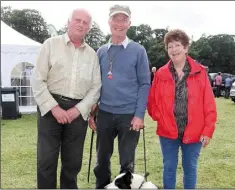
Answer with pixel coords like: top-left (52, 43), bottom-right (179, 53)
top-left (123, 170), bottom-right (133, 185)
top-left (115, 178), bottom-right (131, 189)
top-left (114, 171), bottom-right (133, 189)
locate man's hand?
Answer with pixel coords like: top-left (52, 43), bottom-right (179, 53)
top-left (88, 104), bottom-right (98, 131)
top-left (200, 135), bottom-right (211, 148)
top-left (88, 116), bottom-right (96, 131)
top-left (90, 104), bottom-right (98, 116)
top-left (67, 107), bottom-right (80, 123)
top-left (51, 105), bottom-right (70, 124)
top-left (131, 117), bottom-right (144, 132)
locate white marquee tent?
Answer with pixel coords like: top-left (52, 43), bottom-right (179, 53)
top-left (1, 21), bottom-right (41, 113)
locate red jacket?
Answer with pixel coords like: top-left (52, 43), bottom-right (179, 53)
top-left (147, 56), bottom-right (217, 144)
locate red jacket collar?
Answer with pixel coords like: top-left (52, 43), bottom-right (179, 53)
top-left (157, 56), bottom-right (203, 80)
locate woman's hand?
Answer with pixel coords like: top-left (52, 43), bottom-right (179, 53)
top-left (200, 135), bottom-right (211, 148)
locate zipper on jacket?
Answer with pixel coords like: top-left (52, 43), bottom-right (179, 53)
top-left (183, 70), bottom-right (201, 143)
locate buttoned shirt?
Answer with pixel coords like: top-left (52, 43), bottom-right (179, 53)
top-left (31, 33), bottom-right (101, 120)
top-left (170, 61), bottom-right (191, 139)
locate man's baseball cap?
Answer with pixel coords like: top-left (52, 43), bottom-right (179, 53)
top-left (109, 5), bottom-right (131, 17)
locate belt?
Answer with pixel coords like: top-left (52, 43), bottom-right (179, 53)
top-left (52, 93), bottom-right (81, 102)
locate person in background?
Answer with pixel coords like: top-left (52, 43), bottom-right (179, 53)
top-left (88, 4), bottom-right (150, 189)
top-left (225, 75), bottom-right (232, 98)
top-left (151, 66), bottom-right (156, 84)
top-left (147, 29), bottom-right (217, 189)
top-left (214, 72), bottom-right (222, 97)
top-left (31, 8), bottom-right (101, 189)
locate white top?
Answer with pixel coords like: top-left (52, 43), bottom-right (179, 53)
top-left (107, 36), bottom-right (131, 49)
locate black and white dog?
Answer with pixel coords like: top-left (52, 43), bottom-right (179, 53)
top-left (104, 171), bottom-right (158, 189)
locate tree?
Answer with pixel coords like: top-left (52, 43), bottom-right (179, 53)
top-left (152, 28), bottom-right (168, 43)
top-left (1, 6), bottom-right (12, 24)
top-left (127, 26), bottom-right (169, 69)
top-left (85, 22), bottom-right (106, 51)
top-left (148, 38), bottom-right (168, 69)
top-left (208, 34), bottom-right (235, 73)
top-left (1, 6), bottom-right (50, 43)
top-left (190, 34), bottom-right (235, 74)
top-left (148, 28), bottom-right (169, 69)
top-left (189, 37), bottom-right (212, 66)
top-left (127, 24), bottom-right (153, 49)
top-left (57, 25), bottom-right (67, 35)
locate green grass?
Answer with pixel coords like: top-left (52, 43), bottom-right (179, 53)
top-left (1, 98), bottom-right (235, 188)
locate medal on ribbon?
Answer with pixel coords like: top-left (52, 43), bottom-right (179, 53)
top-left (107, 48), bottom-right (123, 80)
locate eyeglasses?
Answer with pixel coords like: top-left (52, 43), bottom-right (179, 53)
top-left (111, 17), bottom-right (129, 24)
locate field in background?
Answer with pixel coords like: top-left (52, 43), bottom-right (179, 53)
top-left (1, 98), bottom-right (235, 188)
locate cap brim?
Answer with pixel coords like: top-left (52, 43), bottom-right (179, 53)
top-left (109, 10), bottom-right (130, 17)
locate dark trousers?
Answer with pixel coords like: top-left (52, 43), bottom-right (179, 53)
top-left (225, 86), bottom-right (231, 98)
top-left (215, 85), bottom-right (221, 97)
top-left (93, 109), bottom-right (140, 189)
top-left (37, 95), bottom-right (88, 189)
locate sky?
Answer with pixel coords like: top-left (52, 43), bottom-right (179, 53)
top-left (1, 1), bottom-right (235, 41)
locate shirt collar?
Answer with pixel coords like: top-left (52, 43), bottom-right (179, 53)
top-left (64, 32), bottom-right (87, 48)
top-left (107, 36), bottom-right (130, 49)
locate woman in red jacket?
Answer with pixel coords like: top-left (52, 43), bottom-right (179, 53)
top-left (147, 29), bottom-right (217, 189)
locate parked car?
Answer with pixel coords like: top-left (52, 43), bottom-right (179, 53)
top-left (208, 73), bottom-right (217, 94)
top-left (208, 73), bottom-right (217, 87)
top-left (230, 81), bottom-right (235, 103)
top-left (231, 77), bottom-right (235, 84)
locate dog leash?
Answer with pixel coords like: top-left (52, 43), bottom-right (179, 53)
top-left (138, 172), bottom-right (150, 189)
top-left (87, 106), bottom-right (99, 183)
top-left (131, 125), bottom-right (148, 182)
top-left (87, 129), bottom-right (95, 183)
top-left (88, 123), bottom-right (148, 184)
top-left (142, 126), bottom-right (148, 181)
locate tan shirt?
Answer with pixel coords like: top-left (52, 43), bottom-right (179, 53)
top-left (31, 33), bottom-right (101, 120)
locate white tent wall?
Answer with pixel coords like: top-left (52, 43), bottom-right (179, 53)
top-left (1, 44), bottom-right (40, 87)
top-left (1, 21), bottom-right (42, 114)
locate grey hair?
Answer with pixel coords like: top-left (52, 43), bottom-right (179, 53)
top-left (68, 9), bottom-right (93, 30)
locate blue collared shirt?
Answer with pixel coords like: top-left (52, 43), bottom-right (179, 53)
top-left (225, 77), bottom-right (232, 87)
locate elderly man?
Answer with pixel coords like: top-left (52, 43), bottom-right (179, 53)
top-left (88, 4), bottom-right (150, 189)
top-left (31, 8), bottom-right (101, 189)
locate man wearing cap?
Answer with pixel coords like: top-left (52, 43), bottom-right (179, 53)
top-left (88, 4), bottom-right (150, 189)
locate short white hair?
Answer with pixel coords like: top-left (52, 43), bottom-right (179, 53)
top-left (68, 8), bottom-right (93, 29)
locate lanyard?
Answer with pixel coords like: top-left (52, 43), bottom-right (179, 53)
top-left (107, 47), bottom-right (124, 79)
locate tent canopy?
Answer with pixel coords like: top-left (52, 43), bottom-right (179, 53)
top-left (1, 20), bottom-right (41, 87)
top-left (1, 21), bottom-right (42, 113)
top-left (1, 21), bottom-right (41, 46)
